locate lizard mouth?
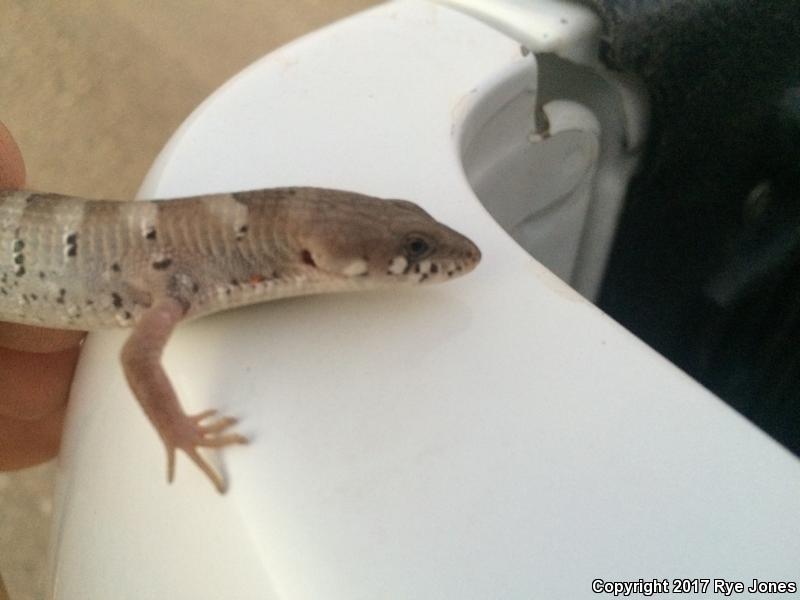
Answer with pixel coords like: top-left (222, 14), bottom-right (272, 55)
top-left (407, 247), bottom-right (481, 284)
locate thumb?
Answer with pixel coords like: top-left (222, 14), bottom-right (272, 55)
top-left (0, 121), bottom-right (26, 189)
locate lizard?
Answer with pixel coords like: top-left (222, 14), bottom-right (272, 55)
top-left (0, 186), bottom-right (481, 492)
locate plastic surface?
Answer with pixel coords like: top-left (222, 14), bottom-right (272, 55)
top-left (438, 0), bottom-right (602, 65)
top-left (50, 1), bottom-right (800, 599)
top-left (458, 58), bottom-right (607, 295)
top-left (438, 0), bottom-right (650, 152)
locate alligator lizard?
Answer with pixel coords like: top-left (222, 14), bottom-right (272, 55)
top-left (0, 187), bottom-right (480, 492)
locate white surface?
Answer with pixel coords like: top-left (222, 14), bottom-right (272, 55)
top-left (51, 1), bottom-right (800, 599)
top-left (437, 0), bottom-right (602, 66)
top-left (445, 0), bottom-right (647, 297)
top-left (438, 0), bottom-right (651, 152)
top-left (458, 55), bottom-right (607, 295)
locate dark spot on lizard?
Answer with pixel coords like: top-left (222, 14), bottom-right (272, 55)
top-left (413, 263), bottom-right (421, 274)
top-left (420, 274), bottom-right (429, 282)
top-left (30, 293), bottom-right (37, 300)
top-left (236, 225), bottom-right (249, 240)
top-left (12, 239), bottom-right (24, 252)
top-left (112, 292), bottom-right (123, 308)
top-left (14, 266), bottom-right (25, 277)
top-left (145, 227), bottom-right (157, 241)
top-left (86, 299), bottom-right (94, 306)
top-left (13, 254), bottom-right (24, 265)
top-left (111, 263), bottom-right (121, 272)
top-left (430, 263), bottom-right (439, 274)
top-left (0, 287), bottom-right (6, 295)
top-left (152, 258), bottom-right (173, 270)
top-left (301, 249), bottom-right (317, 267)
top-left (123, 311), bottom-right (132, 320)
top-left (230, 278), bottom-right (240, 286)
top-left (38, 271), bottom-right (45, 280)
top-left (64, 232), bottom-right (78, 258)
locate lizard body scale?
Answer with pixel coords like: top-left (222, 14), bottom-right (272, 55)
top-left (0, 187), bottom-right (480, 491)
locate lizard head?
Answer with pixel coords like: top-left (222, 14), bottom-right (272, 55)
top-left (294, 193), bottom-right (481, 286)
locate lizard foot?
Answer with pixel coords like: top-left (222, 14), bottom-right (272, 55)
top-left (164, 409), bottom-right (249, 493)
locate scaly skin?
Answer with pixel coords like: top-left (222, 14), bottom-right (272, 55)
top-left (0, 187), bottom-right (481, 491)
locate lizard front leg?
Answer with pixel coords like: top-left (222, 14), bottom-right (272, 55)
top-left (120, 296), bottom-right (248, 493)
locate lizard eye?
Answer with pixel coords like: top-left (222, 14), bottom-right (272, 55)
top-left (404, 234), bottom-right (433, 260)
